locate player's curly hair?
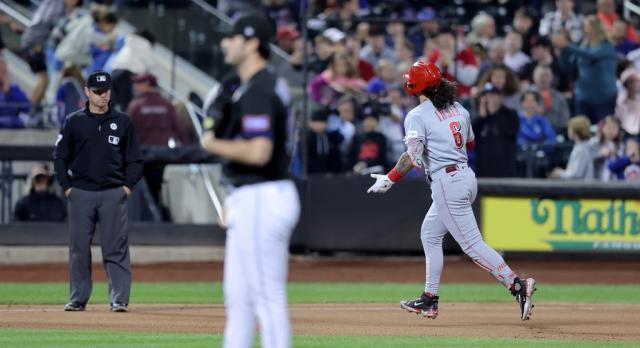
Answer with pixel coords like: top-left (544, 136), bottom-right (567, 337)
top-left (422, 79), bottom-right (457, 110)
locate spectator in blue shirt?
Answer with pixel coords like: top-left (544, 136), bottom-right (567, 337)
top-left (0, 58), bottom-right (30, 128)
top-left (608, 137), bottom-right (640, 181)
top-left (517, 90), bottom-right (557, 146)
top-left (553, 16), bottom-right (618, 124)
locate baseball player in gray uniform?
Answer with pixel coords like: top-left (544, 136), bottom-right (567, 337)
top-left (368, 61), bottom-right (536, 321)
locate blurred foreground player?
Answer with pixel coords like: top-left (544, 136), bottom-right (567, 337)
top-left (367, 61), bottom-right (536, 321)
top-left (201, 14), bottom-right (300, 348)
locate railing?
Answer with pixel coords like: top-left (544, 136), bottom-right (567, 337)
top-left (0, 1), bottom-right (30, 27)
top-left (624, 0), bottom-right (640, 20)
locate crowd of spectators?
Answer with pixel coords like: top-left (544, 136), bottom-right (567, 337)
top-left (1, 0), bottom-right (197, 220)
top-left (264, 0), bottom-right (640, 182)
top-left (2, 0), bottom-right (640, 184)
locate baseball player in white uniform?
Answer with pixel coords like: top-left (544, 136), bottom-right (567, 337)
top-left (201, 15), bottom-right (299, 348)
top-left (368, 61), bottom-right (536, 321)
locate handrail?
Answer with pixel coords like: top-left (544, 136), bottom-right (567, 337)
top-left (190, 0), bottom-right (232, 25)
top-left (0, 1), bottom-right (31, 27)
top-left (188, 0), bottom-right (292, 64)
top-left (156, 82), bottom-right (224, 223)
top-left (623, 0), bottom-right (640, 20)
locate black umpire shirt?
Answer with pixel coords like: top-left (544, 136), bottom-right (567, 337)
top-left (219, 68), bottom-right (290, 187)
top-left (53, 103), bottom-right (143, 191)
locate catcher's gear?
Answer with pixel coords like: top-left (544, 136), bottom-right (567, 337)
top-left (403, 61), bottom-right (442, 95)
top-left (367, 174), bottom-right (394, 193)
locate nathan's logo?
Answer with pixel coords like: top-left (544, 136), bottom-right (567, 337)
top-left (530, 199), bottom-right (640, 236)
top-left (482, 197), bottom-right (640, 252)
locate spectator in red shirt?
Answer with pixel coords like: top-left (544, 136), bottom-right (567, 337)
top-left (428, 27), bottom-right (479, 98)
top-left (127, 73), bottom-right (188, 146)
top-left (127, 72), bottom-right (189, 209)
top-left (597, 0), bottom-right (639, 43)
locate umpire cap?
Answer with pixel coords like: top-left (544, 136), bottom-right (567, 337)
top-left (87, 70), bottom-right (112, 91)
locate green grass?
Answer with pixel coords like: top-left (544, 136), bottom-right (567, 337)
top-left (0, 328), bottom-right (637, 348)
top-left (1, 282), bottom-right (639, 305)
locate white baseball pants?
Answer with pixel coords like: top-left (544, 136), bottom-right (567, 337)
top-left (421, 164), bottom-right (518, 294)
top-left (222, 180), bottom-right (300, 348)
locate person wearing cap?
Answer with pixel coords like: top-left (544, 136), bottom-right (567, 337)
top-left (360, 24), bottom-right (397, 67)
top-left (306, 107), bottom-right (342, 173)
top-left (53, 70), bottom-right (143, 313)
top-left (275, 25), bottom-right (299, 55)
top-left (13, 163), bottom-right (66, 222)
top-left (200, 14), bottom-right (300, 348)
top-left (127, 72), bottom-right (188, 207)
top-left (472, 82), bottom-right (520, 178)
top-left (408, 7), bottom-right (440, 58)
top-left (347, 106), bottom-right (388, 174)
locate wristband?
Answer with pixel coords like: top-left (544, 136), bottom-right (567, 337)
top-left (387, 167), bottom-right (404, 182)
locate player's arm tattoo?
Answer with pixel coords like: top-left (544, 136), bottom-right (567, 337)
top-left (395, 152), bottom-right (414, 175)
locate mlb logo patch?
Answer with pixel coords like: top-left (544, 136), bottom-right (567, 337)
top-left (108, 135), bottom-right (120, 145)
top-left (97, 75), bottom-right (107, 82)
top-left (242, 114), bottom-right (270, 132)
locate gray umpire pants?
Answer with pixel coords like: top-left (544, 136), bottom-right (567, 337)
top-left (68, 187), bottom-right (131, 306)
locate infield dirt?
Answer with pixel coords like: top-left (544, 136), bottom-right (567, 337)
top-left (2, 303), bottom-right (640, 341)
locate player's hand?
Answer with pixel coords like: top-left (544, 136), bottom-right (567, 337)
top-left (367, 174), bottom-right (394, 194)
top-left (201, 131), bottom-right (216, 153)
top-left (65, 188), bottom-right (72, 197)
top-left (123, 186), bottom-right (131, 197)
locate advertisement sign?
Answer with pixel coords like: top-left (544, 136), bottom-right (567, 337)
top-left (482, 197), bottom-right (640, 251)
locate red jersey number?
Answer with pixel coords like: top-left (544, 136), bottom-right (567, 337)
top-left (449, 121), bottom-right (464, 149)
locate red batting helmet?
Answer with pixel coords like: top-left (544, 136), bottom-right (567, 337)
top-left (403, 61), bottom-right (442, 95)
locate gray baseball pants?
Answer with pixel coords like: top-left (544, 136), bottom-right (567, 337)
top-left (67, 187), bottom-right (131, 306)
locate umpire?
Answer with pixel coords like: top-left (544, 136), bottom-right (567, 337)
top-left (54, 70), bottom-right (143, 313)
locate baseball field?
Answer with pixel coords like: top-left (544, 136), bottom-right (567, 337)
top-left (1, 258), bottom-right (639, 347)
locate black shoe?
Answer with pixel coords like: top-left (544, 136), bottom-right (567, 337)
top-left (400, 292), bottom-right (439, 319)
top-left (511, 277), bottom-right (536, 321)
top-left (63, 302), bottom-right (85, 311)
top-left (110, 303), bottom-right (128, 312)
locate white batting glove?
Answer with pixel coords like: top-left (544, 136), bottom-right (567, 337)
top-left (367, 174), bottom-right (394, 194)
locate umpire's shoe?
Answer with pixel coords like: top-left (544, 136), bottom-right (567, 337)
top-left (111, 303), bottom-right (128, 312)
top-left (400, 292), bottom-right (439, 319)
top-left (511, 277), bottom-right (536, 320)
top-left (63, 302), bottom-right (85, 311)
